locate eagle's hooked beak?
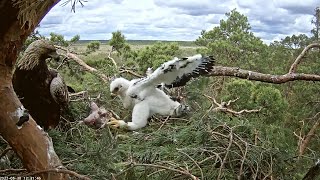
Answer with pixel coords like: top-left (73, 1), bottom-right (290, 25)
top-left (110, 86), bottom-right (120, 98)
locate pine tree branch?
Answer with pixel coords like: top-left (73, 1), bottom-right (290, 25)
top-left (208, 42), bottom-right (320, 83)
top-left (119, 67), bottom-right (144, 78)
top-left (203, 94), bottom-right (262, 116)
top-left (22, 168), bottom-right (90, 180)
top-left (289, 43), bottom-right (320, 73)
top-left (66, 52), bottom-right (110, 83)
top-left (132, 163), bottom-right (199, 180)
top-left (299, 119), bottom-right (320, 156)
top-left (55, 45), bottom-right (110, 83)
top-left (107, 48), bottom-right (118, 69)
top-left (209, 66), bottom-right (320, 83)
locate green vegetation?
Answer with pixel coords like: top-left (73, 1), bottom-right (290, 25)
top-left (86, 40), bottom-right (101, 53)
top-left (109, 30), bottom-right (127, 54)
top-left (1, 9), bottom-right (320, 179)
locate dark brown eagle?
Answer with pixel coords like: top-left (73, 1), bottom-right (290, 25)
top-left (13, 39), bottom-right (69, 130)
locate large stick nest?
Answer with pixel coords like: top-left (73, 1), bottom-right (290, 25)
top-left (12, 0), bottom-right (57, 29)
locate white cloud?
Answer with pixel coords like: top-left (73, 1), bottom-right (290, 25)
top-left (38, 0), bottom-right (318, 43)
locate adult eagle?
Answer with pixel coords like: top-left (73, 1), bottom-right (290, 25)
top-left (109, 54), bottom-right (215, 130)
top-left (13, 39), bottom-right (69, 130)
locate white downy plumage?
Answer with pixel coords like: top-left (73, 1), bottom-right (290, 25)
top-left (109, 54), bottom-right (215, 130)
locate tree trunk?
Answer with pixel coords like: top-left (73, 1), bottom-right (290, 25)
top-left (0, 0), bottom-right (68, 179)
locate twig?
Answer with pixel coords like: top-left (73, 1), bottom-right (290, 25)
top-left (198, 152), bottom-right (223, 166)
top-left (156, 116), bottom-right (171, 131)
top-left (119, 67), bottom-right (143, 78)
top-left (111, 173), bottom-right (117, 180)
top-left (113, 164), bottom-right (136, 177)
top-left (69, 91), bottom-right (89, 102)
top-left (67, 53), bottom-right (109, 83)
top-left (224, 108), bottom-right (262, 116)
top-left (55, 45), bottom-right (110, 83)
top-left (226, 97), bottom-right (240, 106)
top-left (254, 129), bottom-right (260, 145)
top-left (69, 91), bottom-right (88, 97)
top-left (203, 94), bottom-right (262, 116)
top-left (0, 147), bottom-right (12, 158)
top-left (200, 103), bottom-right (214, 120)
top-left (147, 169), bottom-right (166, 177)
top-left (0, 168), bottom-right (27, 174)
top-left (294, 120), bottom-right (305, 153)
top-left (299, 119), bottom-right (320, 156)
top-left (169, 117), bottom-right (191, 122)
top-left (177, 149), bottom-right (204, 180)
top-left (218, 128), bottom-right (233, 179)
top-left (56, 56), bottom-right (68, 70)
top-left (133, 163), bottom-right (198, 180)
top-left (262, 154), bottom-right (273, 180)
top-left (238, 142), bottom-right (248, 179)
top-left (22, 168), bottom-right (90, 180)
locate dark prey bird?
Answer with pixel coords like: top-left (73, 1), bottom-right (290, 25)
top-left (13, 39), bottom-right (69, 130)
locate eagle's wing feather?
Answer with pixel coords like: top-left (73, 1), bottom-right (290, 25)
top-left (164, 55), bottom-right (215, 88)
top-left (50, 73), bottom-right (69, 108)
top-left (127, 54), bottom-right (214, 98)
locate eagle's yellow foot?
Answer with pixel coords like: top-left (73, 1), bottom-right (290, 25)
top-left (107, 117), bottom-right (121, 129)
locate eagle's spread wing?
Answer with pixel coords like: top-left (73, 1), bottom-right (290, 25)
top-left (127, 54), bottom-right (214, 98)
top-left (50, 72), bottom-right (69, 108)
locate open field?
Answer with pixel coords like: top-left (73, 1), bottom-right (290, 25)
top-left (71, 41), bottom-right (199, 60)
top-left (77, 40), bottom-right (198, 47)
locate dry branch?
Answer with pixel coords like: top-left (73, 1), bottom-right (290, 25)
top-left (203, 94), bottom-right (262, 116)
top-left (67, 52), bottom-right (110, 83)
top-left (298, 115), bottom-right (320, 156)
top-left (0, 168), bottom-right (27, 174)
top-left (177, 149), bottom-right (204, 180)
top-left (23, 168), bottom-right (90, 180)
top-left (209, 66), bottom-right (320, 83)
top-left (289, 43), bottom-right (320, 73)
top-left (299, 121), bottom-right (319, 156)
top-left (205, 124), bottom-right (269, 178)
top-left (55, 45), bottom-right (110, 83)
top-left (218, 128), bottom-right (234, 179)
top-left (133, 163), bottom-right (199, 180)
top-left (69, 91), bottom-right (89, 102)
top-left (119, 67), bottom-right (144, 78)
top-left (208, 43), bottom-right (320, 83)
top-left (107, 48), bottom-right (118, 69)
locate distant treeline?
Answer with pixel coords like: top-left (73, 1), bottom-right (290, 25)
top-left (76, 40), bottom-right (197, 46)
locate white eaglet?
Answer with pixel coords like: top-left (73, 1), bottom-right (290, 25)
top-left (109, 54), bottom-right (215, 130)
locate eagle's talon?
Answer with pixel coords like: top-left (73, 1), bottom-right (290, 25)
top-left (107, 118), bottom-right (121, 129)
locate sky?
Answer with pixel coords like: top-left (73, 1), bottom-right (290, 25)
top-left (38, 0), bottom-right (319, 44)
